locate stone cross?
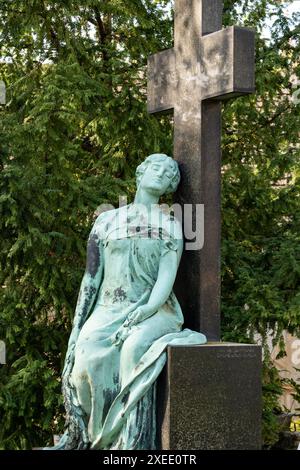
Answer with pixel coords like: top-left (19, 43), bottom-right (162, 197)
top-left (147, 0), bottom-right (255, 340)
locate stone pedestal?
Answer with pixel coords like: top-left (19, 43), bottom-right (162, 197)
top-left (156, 343), bottom-right (262, 450)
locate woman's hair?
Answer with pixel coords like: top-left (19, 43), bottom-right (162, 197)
top-left (136, 154), bottom-right (181, 194)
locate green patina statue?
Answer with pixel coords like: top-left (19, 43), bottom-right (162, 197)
top-left (46, 154), bottom-right (206, 450)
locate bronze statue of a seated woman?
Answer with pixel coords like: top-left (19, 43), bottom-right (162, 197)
top-left (46, 153), bottom-right (206, 450)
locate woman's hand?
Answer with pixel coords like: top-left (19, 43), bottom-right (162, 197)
top-left (110, 305), bottom-right (157, 347)
top-left (126, 305), bottom-right (156, 326)
top-left (111, 326), bottom-right (130, 347)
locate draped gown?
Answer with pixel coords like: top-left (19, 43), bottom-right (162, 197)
top-left (53, 204), bottom-right (206, 450)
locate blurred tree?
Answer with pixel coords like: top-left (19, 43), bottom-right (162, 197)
top-left (0, 0), bottom-right (173, 449)
top-left (222, 0), bottom-right (300, 448)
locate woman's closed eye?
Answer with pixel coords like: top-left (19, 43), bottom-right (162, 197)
top-left (151, 165), bottom-right (173, 180)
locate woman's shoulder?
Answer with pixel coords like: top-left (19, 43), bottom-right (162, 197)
top-left (92, 205), bottom-right (130, 237)
top-left (95, 205), bottom-right (126, 223)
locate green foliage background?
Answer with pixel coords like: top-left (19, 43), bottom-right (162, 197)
top-left (0, 0), bottom-right (299, 449)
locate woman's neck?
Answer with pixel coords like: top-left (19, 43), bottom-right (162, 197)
top-left (133, 188), bottom-right (159, 208)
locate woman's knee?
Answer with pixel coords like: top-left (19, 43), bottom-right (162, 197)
top-left (120, 334), bottom-right (146, 371)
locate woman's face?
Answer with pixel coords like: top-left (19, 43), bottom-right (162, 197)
top-left (140, 159), bottom-right (174, 196)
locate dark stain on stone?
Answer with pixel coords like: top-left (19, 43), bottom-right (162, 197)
top-left (113, 373), bottom-right (119, 385)
top-left (121, 390), bottom-right (130, 407)
top-left (102, 388), bottom-right (114, 426)
top-left (164, 302), bottom-right (173, 313)
top-left (135, 360), bottom-right (144, 371)
top-left (86, 233), bottom-right (100, 278)
top-left (113, 287), bottom-right (127, 303)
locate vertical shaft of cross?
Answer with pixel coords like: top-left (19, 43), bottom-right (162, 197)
top-left (173, 0), bottom-right (222, 340)
top-left (147, 0), bottom-right (255, 341)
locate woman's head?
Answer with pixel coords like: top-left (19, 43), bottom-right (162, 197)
top-left (136, 154), bottom-right (180, 196)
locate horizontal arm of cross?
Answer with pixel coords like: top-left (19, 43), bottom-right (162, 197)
top-left (148, 49), bottom-right (175, 115)
top-left (147, 26), bottom-right (255, 115)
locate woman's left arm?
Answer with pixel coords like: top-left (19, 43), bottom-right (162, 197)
top-left (146, 250), bottom-right (178, 311)
top-left (127, 238), bottom-right (183, 326)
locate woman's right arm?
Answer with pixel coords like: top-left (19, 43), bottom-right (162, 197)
top-left (63, 218), bottom-right (104, 374)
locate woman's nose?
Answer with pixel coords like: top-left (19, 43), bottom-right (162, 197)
top-left (157, 168), bottom-right (164, 177)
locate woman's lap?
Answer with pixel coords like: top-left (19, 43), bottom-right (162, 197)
top-left (72, 310), bottom-right (179, 390)
top-left (120, 312), bottom-right (179, 381)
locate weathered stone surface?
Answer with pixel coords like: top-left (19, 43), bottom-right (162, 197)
top-left (147, 50), bottom-right (175, 115)
top-left (201, 27), bottom-right (255, 100)
top-left (148, 27), bottom-right (255, 112)
top-left (157, 343), bottom-right (262, 450)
